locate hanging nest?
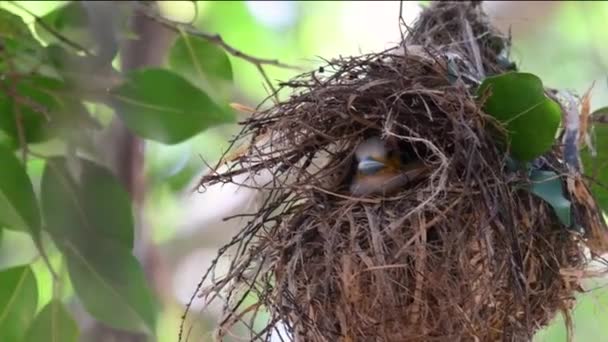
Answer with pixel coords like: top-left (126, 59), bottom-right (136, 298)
top-left (184, 2), bottom-right (608, 341)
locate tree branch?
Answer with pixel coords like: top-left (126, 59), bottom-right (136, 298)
top-left (135, 2), bottom-right (300, 70)
top-left (7, 1), bottom-right (92, 55)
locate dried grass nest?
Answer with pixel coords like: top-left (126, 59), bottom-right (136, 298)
top-left (184, 2), bottom-right (608, 341)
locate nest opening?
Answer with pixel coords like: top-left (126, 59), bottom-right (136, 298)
top-left (185, 2), bottom-right (608, 342)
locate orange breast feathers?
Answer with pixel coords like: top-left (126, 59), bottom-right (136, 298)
top-left (350, 137), bottom-right (427, 196)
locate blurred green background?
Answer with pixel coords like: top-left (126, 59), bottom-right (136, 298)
top-left (1, 1), bottom-right (607, 341)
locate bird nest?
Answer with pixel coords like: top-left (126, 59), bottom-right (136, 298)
top-left (183, 2), bottom-right (608, 341)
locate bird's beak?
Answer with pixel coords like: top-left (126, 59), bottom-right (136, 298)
top-left (357, 157), bottom-right (385, 174)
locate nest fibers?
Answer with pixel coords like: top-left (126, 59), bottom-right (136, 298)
top-left (183, 2), bottom-right (608, 341)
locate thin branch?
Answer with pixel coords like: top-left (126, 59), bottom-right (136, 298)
top-left (0, 77), bottom-right (51, 121)
top-left (135, 3), bottom-right (301, 71)
top-left (398, 0), bottom-right (406, 44)
top-left (7, 1), bottom-right (92, 55)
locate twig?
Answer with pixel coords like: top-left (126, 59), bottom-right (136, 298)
top-left (135, 3), bottom-right (300, 70)
top-left (7, 1), bottom-right (92, 55)
top-left (0, 82), bottom-right (51, 121)
top-left (398, 0), bottom-right (406, 44)
top-left (463, 16), bottom-right (485, 78)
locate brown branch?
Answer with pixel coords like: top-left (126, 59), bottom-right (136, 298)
top-left (0, 76), bottom-right (51, 121)
top-left (136, 3), bottom-right (300, 70)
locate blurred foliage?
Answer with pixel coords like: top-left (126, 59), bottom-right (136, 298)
top-left (0, 1), bottom-right (606, 342)
top-left (23, 300), bottom-right (79, 342)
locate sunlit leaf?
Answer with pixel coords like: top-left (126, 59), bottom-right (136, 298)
top-left (0, 230), bottom-right (38, 271)
top-left (0, 266), bottom-right (38, 342)
top-left (0, 145), bottom-right (41, 238)
top-left (529, 170), bottom-right (572, 227)
top-left (63, 237), bottom-right (157, 334)
top-left (168, 31), bottom-right (234, 83)
top-left (477, 72), bottom-right (562, 161)
top-left (24, 300), bottom-right (79, 342)
top-left (110, 68), bottom-right (235, 144)
top-left (41, 157), bottom-right (134, 248)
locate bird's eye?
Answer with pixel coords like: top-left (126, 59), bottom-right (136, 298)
top-left (358, 158), bottom-right (385, 174)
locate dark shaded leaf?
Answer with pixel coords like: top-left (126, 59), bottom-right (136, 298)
top-left (24, 300), bottom-right (79, 342)
top-left (0, 10), bottom-right (51, 75)
top-left (168, 32), bottom-right (233, 83)
top-left (582, 122), bottom-right (608, 212)
top-left (0, 9), bottom-right (33, 39)
top-left (477, 72), bottom-right (562, 161)
top-left (0, 145), bottom-right (41, 238)
top-left (63, 238), bottom-right (157, 334)
top-left (529, 170), bottom-right (572, 226)
top-left (0, 266), bottom-right (38, 341)
top-left (0, 76), bottom-right (63, 145)
top-left (110, 68), bottom-right (235, 144)
top-left (41, 157), bottom-right (134, 248)
top-left (0, 74), bottom-right (102, 155)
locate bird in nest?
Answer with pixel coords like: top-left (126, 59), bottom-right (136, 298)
top-left (350, 137), bottom-right (429, 196)
top-left (216, 104), bottom-right (429, 197)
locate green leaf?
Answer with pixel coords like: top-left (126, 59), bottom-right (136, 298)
top-left (168, 31), bottom-right (234, 83)
top-left (591, 106), bottom-right (608, 116)
top-left (0, 9), bottom-right (33, 39)
top-left (0, 9), bottom-right (59, 77)
top-left (0, 145), bottom-right (41, 237)
top-left (63, 238), bottom-right (157, 334)
top-left (40, 158), bottom-right (157, 333)
top-left (0, 76), bottom-right (67, 146)
top-left (110, 68), bottom-right (235, 144)
top-left (41, 157), bottom-right (134, 249)
top-left (24, 300), bottom-right (79, 342)
top-left (582, 122), bottom-right (608, 212)
top-left (0, 230), bottom-right (38, 271)
top-left (529, 170), bottom-right (572, 226)
top-left (0, 266), bottom-right (38, 342)
top-left (477, 72), bottom-right (562, 161)
top-left (35, 2), bottom-right (93, 49)
top-left (0, 9), bottom-right (55, 76)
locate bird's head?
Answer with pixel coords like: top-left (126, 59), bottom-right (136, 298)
top-left (351, 136), bottom-right (428, 196)
top-left (354, 137), bottom-right (401, 175)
